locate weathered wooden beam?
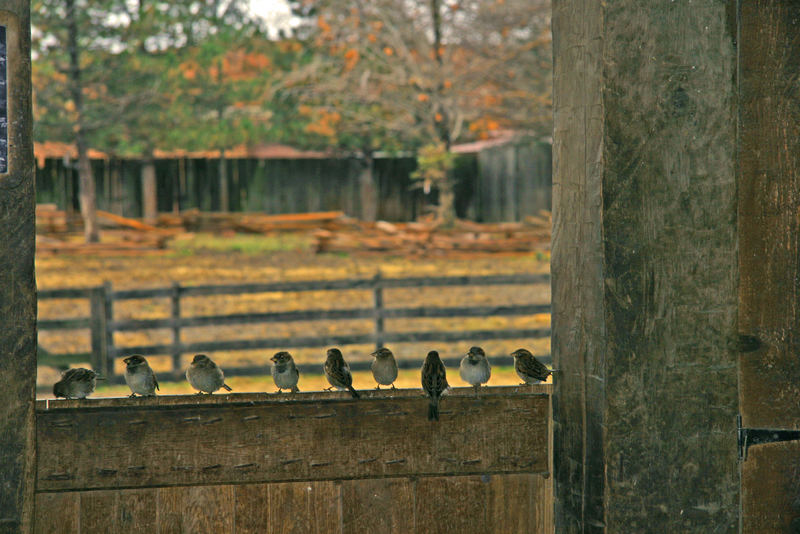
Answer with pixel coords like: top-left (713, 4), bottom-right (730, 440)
top-left (552, 1), bottom-right (739, 532)
top-left (35, 387), bottom-right (549, 492)
top-left (0, 2), bottom-right (36, 531)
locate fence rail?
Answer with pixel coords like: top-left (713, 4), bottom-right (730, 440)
top-left (38, 273), bottom-right (552, 383)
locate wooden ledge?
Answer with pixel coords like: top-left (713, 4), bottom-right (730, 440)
top-left (36, 384), bottom-right (551, 411)
top-left (36, 385), bottom-right (550, 492)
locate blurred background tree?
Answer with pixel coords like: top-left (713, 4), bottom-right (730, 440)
top-left (33, 0), bottom-right (552, 229)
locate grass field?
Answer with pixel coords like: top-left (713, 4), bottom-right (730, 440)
top-left (37, 232), bottom-right (551, 398)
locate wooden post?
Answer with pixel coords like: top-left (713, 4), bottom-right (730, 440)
top-left (0, 2), bottom-right (36, 531)
top-left (142, 156), bottom-right (157, 223)
top-left (89, 285), bottom-right (108, 377)
top-left (102, 281), bottom-right (116, 381)
top-left (551, 2), bottom-right (739, 532)
top-left (171, 281), bottom-right (182, 378)
top-left (372, 272), bottom-right (384, 350)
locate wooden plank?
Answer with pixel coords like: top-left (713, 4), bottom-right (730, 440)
top-left (414, 476), bottom-right (488, 534)
top-left (738, 0), bottom-right (800, 429)
top-left (234, 484), bottom-right (269, 534)
top-left (0, 5), bottom-right (37, 530)
top-left (38, 287), bottom-right (97, 299)
top-left (34, 493), bottom-right (79, 534)
top-left (341, 478), bottom-right (414, 533)
top-left (36, 388), bottom-right (549, 491)
top-left (486, 473), bottom-right (554, 533)
top-left (157, 485), bottom-right (235, 534)
top-left (103, 303), bottom-right (550, 332)
top-left (79, 491), bottom-right (118, 533)
top-left (109, 328), bottom-right (551, 357)
top-left (552, 1), bottom-right (739, 532)
top-left (37, 317), bottom-right (91, 329)
top-left (742, 440), bottom-right (800, 532)
top-left (267, 481), bottom-right (340, 534)
top-left (109, 273), bottom-right (550, 300)
top-left (117, 489), bottom-right (157, 533)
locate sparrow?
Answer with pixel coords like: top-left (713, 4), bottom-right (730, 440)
top-left (370, 347), bottom-right (398, 389)
top-left (511, 348), bottom-right (552, 384)
top-left (53, 367), bottom-right (103, 399)
top-left (421, 350), bottom-right (449, 421)
top-left (123, 355), bottom-right (159, 397)
top-left (324, 347), bottom-right (360, 398)
top-left (271, 351), bottom-right (299, 393)
top-left (186, 354), bottom-right (232, 394)
top-left (459, 346), bottom-right (491, 395)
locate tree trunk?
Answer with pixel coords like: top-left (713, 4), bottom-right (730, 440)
top-left (141, 156), bottom-right (157, 223)
top-left (359, 150), bottom-right (377, 221)
top-left (218, 148), bottom-right (229, 212)
top-left (66, 0), bottom-right (98, 242)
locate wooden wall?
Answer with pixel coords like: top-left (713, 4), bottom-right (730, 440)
top-left (34, 386), bottom-right (553, 533)
top-left (34, 142), bottom-right (553, 223)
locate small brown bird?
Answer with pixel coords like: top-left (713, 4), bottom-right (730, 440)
top-left (123, 355), bottom-right (159, 397)
top-left (371, 347), bottom-right (398, 389)
top-left (186, 354), bottom-right (232, 394)
top-left (53, 367), bottom-right (102, 399)
top-left (324, 347), bottom-right (359, 398)
top-left (421, 350), bottom-right (449, 421)
top-left (459, 346), bottom-right (491, 395)
top-left (511, 348), bottom-right (552, 384)
top-left (271, 351), bottom-right (299, 393)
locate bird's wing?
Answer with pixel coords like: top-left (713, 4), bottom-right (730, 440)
top-left (154, 372), bottom-right (160, 391)
top-left (517, 355), bottom-right (549, 380)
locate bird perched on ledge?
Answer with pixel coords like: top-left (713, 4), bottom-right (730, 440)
top-left (459, 346), bottom-right (491, 395)
top-left (324, 347), bottom-right (360, 398)
top-left (186, 354), bottom-right (232, 394)
top-left (271, 351), bottom-right (300, 393)
top-left (511, 348), bottom-right (553, 385)
top-left (123, 355), bottom-right (159, 397)
top-left (371, 347), bottom-right (398, 389)
top-left (421, 350), bottom-right (449, 421)
top-left (53, 367), bottom-right (103, 399)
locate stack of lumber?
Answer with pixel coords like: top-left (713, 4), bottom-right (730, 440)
top-left (314, 211), bottom-right (551, 255)
top-left (156, 209), bottom-right (345, 233)
top-left (36, 207), bottom-right (174, 256)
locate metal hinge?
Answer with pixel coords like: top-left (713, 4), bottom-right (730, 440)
top-left (738, 414), bottom-right (800, 461)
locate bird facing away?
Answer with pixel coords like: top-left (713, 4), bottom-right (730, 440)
top-left (53, 367), bottom-right (102, 399)
top-left (271, 351), bottom-right (300, 393)
top-left (459, 346), bottom-right (491, 395)
top-left (421, 350), bottom-right (449, 421)
top-left (512, 348), bottom-right (552, 384)
top-left (186, 354), bottom-right (232, 394)
top-left (123, 355), bottom-right (159, 397)
top-left (324, 347), bottom-right (360, 398)
top-left (371, 347), bottom-right (398, 389)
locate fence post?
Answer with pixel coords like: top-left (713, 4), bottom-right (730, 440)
top-left (103, 281), bottom-right (116, 380)
top-left (373, 272), bottom-right (384, 350)
top-left (89, 286), bottom-right (108, 377)
top-left (171, 281), bottom-right (182, 378)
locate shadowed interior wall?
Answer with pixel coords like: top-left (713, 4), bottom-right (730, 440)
top-left (551, 2), bottom-right (739, 532)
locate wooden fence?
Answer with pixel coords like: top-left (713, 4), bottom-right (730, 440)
top-left (35, 386), bottom-right (553, 533)
top-left (38, 273), bottom-right (552, 383)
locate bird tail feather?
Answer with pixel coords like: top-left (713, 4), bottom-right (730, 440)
top-left (428, 400), bottom-right (439, 421)
top-left (348, 385), bottom-right (360, 398)
top-left (222, 383), bottom-right (232, 391)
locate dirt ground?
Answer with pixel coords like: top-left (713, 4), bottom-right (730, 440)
top-left (37, 232), bottom-right (551, 396)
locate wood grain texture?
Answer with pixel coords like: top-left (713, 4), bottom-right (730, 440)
top-left (33, 493), bottom-right (78, 534)
top-left (117, 489), bottom-right (157, 533)
top-left (0, 3), bottom-right (36, 532)
top-left (36, 388), bottom-right (549, 491)
top-left (552, 1), bottom-right (739, 532)
top-left (742, 440), bottom-right (800, 532)
top-left (234, 483), bottom-right (269, 534)
top-left (341, 477), bottom-right (414, 532)
top-left (267, 481), bottom-right (340, 534)
top-left (738, 0), bottom-right (800, 430)
top-left (79, 491), bottom-right (117, 532)
top-left (414, 476), bottom-right (489, 534)
top-left (157, 485), bottom-right (234, 534)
